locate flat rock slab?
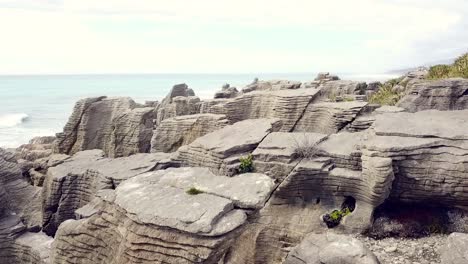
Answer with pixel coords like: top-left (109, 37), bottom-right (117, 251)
top-left (140, 167), bottom-right (276, 209)
top-left (284, 232), bottom-right (379, 264)
top-left (373, 110), bottom-right (468, 140)
top-left (192, 118), bottom-right (282, 155)
top-left (115, 167), bottom-right (276, 236)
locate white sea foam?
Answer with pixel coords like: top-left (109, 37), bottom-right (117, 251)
top-left (0, 113), bottom-right (29, 128)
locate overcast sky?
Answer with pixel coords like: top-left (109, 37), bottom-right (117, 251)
top-left (0, 0), bottom-right (467, 74)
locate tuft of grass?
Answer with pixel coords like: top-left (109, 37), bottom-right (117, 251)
top-left (292, 133), bottom-right (318, 159)
top-left (239, 154), bottom-right (254, 173)
top-left (186, 187), bottom-right (204, 195)
top-left (427, 53), bottom-right (468, 79)
top-left (343, 97), bottom-right (355, 102)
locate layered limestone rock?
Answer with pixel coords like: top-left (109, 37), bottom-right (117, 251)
top-left (0, 229), bottom-right (53, 264)
top-left (41, 150), bottom-right (171, 235)
top-left (175, 118), bottom-right (282, 176)
top-left (214, 84), bottom-right (239, 99)
top-left (364, 110), bottom-right (468, 207)
top-left (16, 136), bottom-right (56, 162)
top-left (156, 83), bottom-right (201, 125)
top-left (0, 148), bottom-right (42, 230)
top-left (252, 132), bottom-right (327, 180)
top-left (241, 79), bottom-right (302, 93)
top-left (284, 232), bottom-right (379, 264)
top-left (201, 89), bottom-right (320, 132)
top-left (54, 96), bottom-right (156, 158)
top-left (151, 114), bottom-right (229, 153)
top-left (293, 101), bottom-right (368, 134)
top-left (51, 167), bottom-right (275, 264)
top-left (398, 78), bottom-right (468, 112)
top-left (346, 105), bottom-right (405, 132)
top-left (318, 80), bottom-right (368, 98)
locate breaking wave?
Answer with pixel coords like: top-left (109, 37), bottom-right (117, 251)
top-left (0, 113), bottom-right (29, 128)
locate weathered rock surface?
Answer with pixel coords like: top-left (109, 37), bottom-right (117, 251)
top-left (241, 80), bottom-right (302, 93)
top-left (42, 150), bottom-right (171, 235)
top-left (201, 89), bottom-right (320, 132)
top-left (176, 119), bottom-right (282, 176)
top-left (293, 101), bottom-right (368, 133)
top-left (0, 148), bottom-right (42, 229)
top-left (156, 83), bottom-right (201, 125)
top-left (51, 167), bottom-right (274, 263)
top-left (398, 78), bottom-right (468, 112)
top-left (54, 96), bottom-right (156, 158)
top-left (214, 84), bottom-right (239, 99)
top-left (346, 105), bottom-right (405, 132)
top-left (252, 132), bottom-right (327, 180)
top-left (16, 136), bottom-right (56, 162)
top-left (284, 232), bottom-right (380, 264)
top-left (151, 114), bottom-right (229, 153)
top-left (440, 232), bottom-right (468, 264)
top-left (365, 110), bottom-right (468, 207)
top-left (0, 230), bottom-right (53, 264)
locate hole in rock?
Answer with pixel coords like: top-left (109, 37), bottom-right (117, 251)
top-left (316, 198), bottom-right (321, 204)
top-left (462, 89), bottom-right (468, 96)
top-left (342, 196), bottom-right (356, 212)
top-left (367, 201), bottom-right (468, 239)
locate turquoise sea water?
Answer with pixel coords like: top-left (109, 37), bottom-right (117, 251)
top-left (0, 73), bottom-right (397, 148)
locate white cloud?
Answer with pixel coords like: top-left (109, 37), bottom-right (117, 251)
top-left (0, 0), bottom-right (466, 74)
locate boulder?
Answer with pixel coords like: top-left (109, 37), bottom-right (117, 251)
top-left (398, 78), bottom-right (468, 112)
top-left (284, 232), bottom-right (380, 264)
top-left (151, 114), bottom-right (229, 153)
top-left (51, 167), bottom-right (274, 263)
top-left (54, 96), bottom-right (156, 158)
top-left (41, 150), bottom-right (172, 236)
top-left (440, 232), bottom-right (468, 264)
top-left (175, 119), bottom-right (282, 176)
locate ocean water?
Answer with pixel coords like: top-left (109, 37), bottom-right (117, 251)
top-left (0, 73), bottom-right (397, 148)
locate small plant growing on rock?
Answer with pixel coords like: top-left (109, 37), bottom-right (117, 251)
top-left (368, 81), bottom-right (403, 106)
top-left (323, 197), bottom-right (355, 228)
top-left (186, 187), bottom-right (204, 195)
top-left (292, 133), bottom-right (318, 159)
top-left (427, 53), bottom-right (468, 79)
top-left (239, 154), bottom-right (254, 173)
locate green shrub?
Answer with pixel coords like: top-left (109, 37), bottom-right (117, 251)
top-left (239, 154), bottom-right (254, 173)
top-left (186, 187), bottom-right (204, 195)
top-left (427, 53), bottom-right (468, 79)
top-left (368, 84), bottom-right (402, 106)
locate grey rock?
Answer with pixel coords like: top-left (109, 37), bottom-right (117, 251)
top-left (41, 149), bottom-right (171, 235)
top-left (201, 88), bottom-right (320, 132)
top-left (54, 96), bottom-right (155, 158)
top-left (175, 118), bottom-right (282, 176)
top-left (398, 78), bottom-right (468, 112)
top-left (294, 101), bottom-right (368, 133)
top-left (253, 132), bottom-right (327, 180)
top-left (241, 80), bottom-right (302, 93)
top-left (141, 167), bottom-right (276, 209)
top-left (214, 86), bottom-right (239, 99)
top-left (440, 233), bottom-right (468, 264)
top-left (151, 114), bottom-right (229, 153)
top-left (284, 232), bottom-right (380, 264)
top-left (51, 166), bottom-right (273, 263)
